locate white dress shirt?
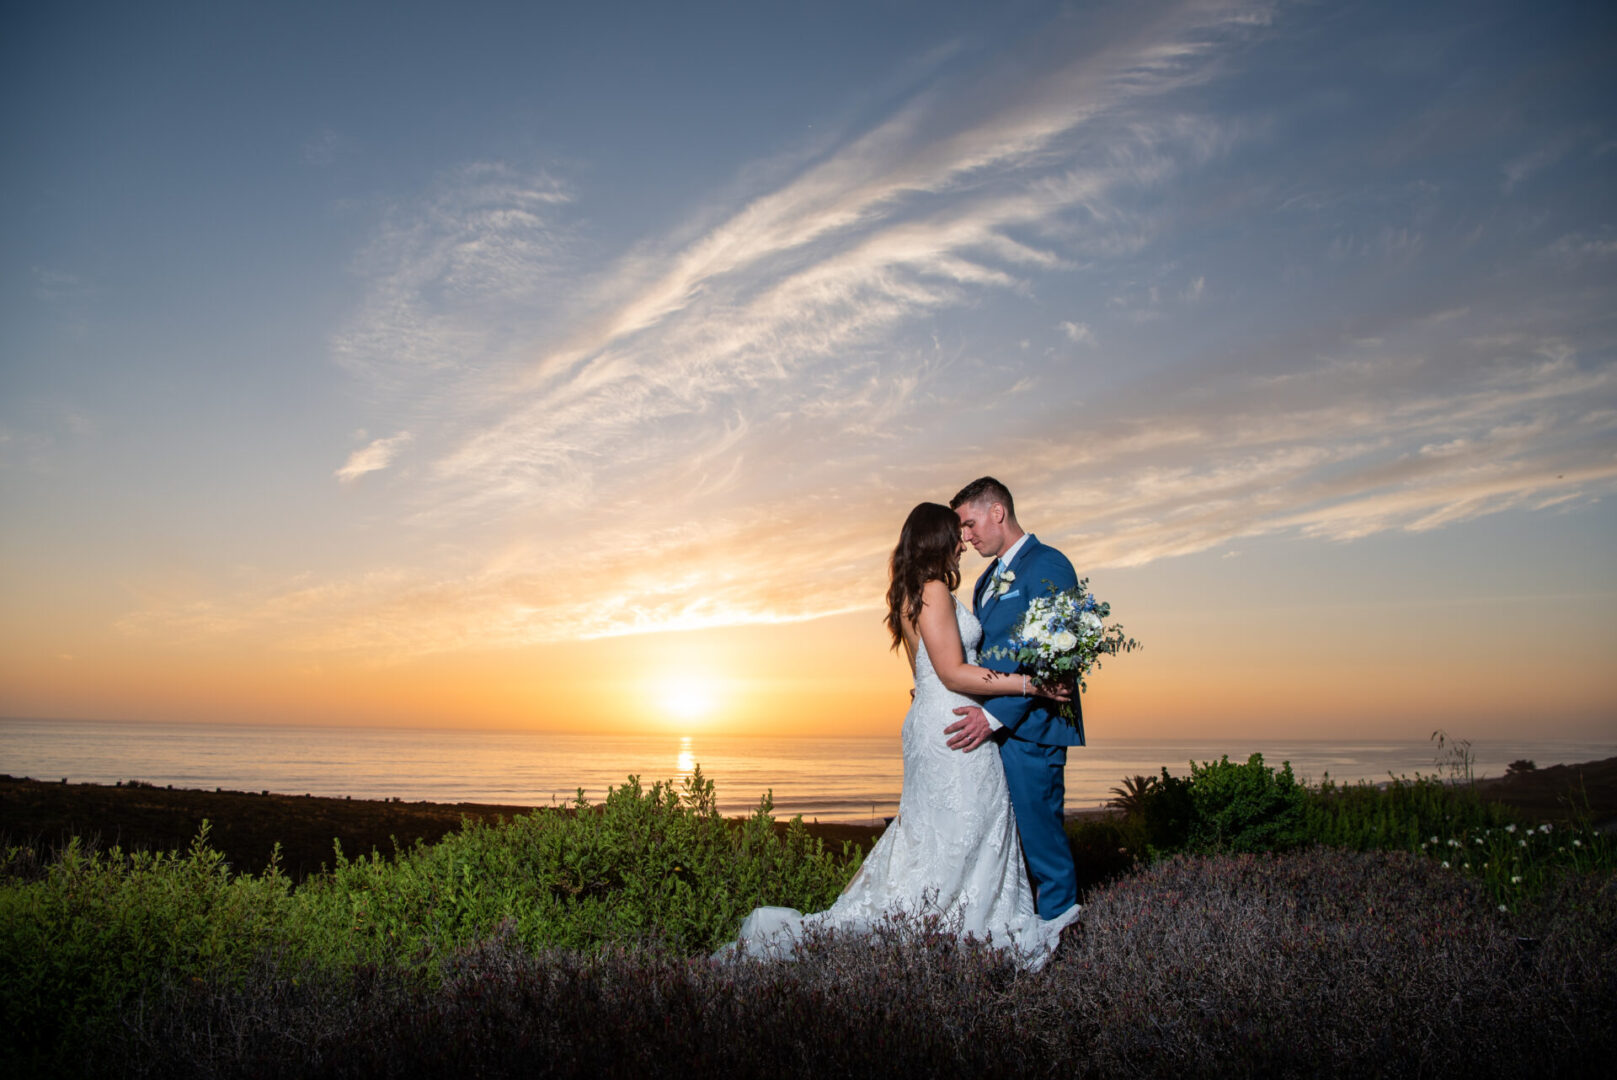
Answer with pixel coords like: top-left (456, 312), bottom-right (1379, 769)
top-left (982, 532), bottom-right (1031, 730)
top-left (996, 532), bottom-right (1030, 577)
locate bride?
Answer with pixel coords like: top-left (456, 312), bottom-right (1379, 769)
top-left (717, 502), bottom-right (1082, 971)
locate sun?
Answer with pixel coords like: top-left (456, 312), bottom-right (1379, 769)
top-left (662, 676), bottom-right (715, 722)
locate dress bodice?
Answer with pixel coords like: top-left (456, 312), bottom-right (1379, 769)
top-left (911, 597), bottom-right (982, 709)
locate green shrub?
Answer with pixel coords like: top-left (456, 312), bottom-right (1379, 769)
top-left (0, 770), bottom-right (863, 1068)
top-left (1184, 753), bottom-right (1309, 853)
top-left (284, 767), bottom-right (857, 972)
top-left (0, 825), bottom-right (294, 1072)
top-left (1128, 757), bottom-right (1311, 857)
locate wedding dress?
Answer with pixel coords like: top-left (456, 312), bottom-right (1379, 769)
top-left (716, 598), bottom-right (1080, 971)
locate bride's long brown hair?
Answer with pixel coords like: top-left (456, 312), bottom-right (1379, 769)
top-left (885, 502), bottom-right (961, 650)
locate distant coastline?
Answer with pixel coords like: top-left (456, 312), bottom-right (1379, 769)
top-left (0, 774), bottom-right (886, 882)
top-left (4, 758), bottom-right (1612, 883)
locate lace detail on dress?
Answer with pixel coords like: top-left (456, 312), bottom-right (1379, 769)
top-left (718, 597), bottom-right (1079, 971)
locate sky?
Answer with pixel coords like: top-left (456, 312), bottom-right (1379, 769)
top-left (2, 0), bottom-right (1614, 742)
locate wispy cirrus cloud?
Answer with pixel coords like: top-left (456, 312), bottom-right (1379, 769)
top-left (334, 431), bottom-right (413, 483)
top-left (337, 3), bottom-right (1276, 528)
top-left (119, 0), bottom-right (1616, 657)
top-left (332, 162), bottom-right (575, 398)
top-left (1009, 327), bottom-right (1617, 568)
top-left (142, 304), bottom-right (1616, 656)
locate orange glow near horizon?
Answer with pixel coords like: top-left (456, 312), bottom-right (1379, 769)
top-left (3, 562), bottom-right (1615, 742)
top-left (0, 496), bottom-right (1612, 744)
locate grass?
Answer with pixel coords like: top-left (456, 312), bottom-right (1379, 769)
top-left (1303, 770), bottom-right (1614, 909)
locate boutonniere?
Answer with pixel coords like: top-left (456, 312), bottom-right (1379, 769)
top-left (993, 569), bottom-right (1015, 597)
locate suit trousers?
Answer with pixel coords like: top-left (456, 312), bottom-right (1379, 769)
top-left (998, 736), bottom-right (1077, 916)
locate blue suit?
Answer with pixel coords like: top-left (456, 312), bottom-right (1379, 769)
top-left (972, 534), bottom-right (1081, 916)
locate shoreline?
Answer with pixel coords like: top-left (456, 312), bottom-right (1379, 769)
top-left (4, 757), bottom-right (1612, 881)
top-left (0, 775), bottom-right (890, 880)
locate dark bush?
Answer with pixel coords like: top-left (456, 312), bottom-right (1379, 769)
top-left (1184, 753), bottom-right (1310, 853)
top-left (1138, 766), bottom-right (1195, 853)
top-left (1066, 815), bottom-right (1146, 896)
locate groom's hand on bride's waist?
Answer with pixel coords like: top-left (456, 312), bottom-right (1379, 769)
top-left (945, 706), bottom-right (993, 752)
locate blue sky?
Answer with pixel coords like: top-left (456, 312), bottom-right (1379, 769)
top-left (3, 0), bottom-right (1614, 737)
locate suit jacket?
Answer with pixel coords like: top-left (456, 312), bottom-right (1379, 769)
top-left (971, 533), bottom-right (1085, 747)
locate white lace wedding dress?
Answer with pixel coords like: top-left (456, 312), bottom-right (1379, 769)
top-left (716, 598), bottom-right (1080, 971)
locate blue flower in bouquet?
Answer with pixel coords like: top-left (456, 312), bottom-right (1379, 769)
top-left (984, 578), bottom-right (1139, 721)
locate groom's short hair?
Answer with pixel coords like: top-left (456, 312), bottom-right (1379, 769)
top-left (950, 477), bottom-right (1015, 520)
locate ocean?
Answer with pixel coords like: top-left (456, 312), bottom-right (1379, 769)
top-left (3, 717), bottom-right (1612, 824)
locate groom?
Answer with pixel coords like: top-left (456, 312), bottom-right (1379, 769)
top-left (944, 477), bottom-right (1082, 918)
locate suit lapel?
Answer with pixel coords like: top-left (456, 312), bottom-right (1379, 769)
top-left (1006, 534), bottom-right (1039, 582)
top-left (977, 534), bottom-right (1038, 615)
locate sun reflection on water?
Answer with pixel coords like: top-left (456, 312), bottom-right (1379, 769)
top-left (677, 736), bottom-right (695, 776)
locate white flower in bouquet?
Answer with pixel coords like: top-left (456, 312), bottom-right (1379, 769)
top-left (983, 578), bottom-right (1140, 722)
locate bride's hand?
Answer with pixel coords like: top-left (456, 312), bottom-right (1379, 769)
top-left (1033, 679), bottom-right (1073, 703)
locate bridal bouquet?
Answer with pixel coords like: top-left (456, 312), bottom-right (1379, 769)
top-left (984, 579), bottom-right (1139, 721)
